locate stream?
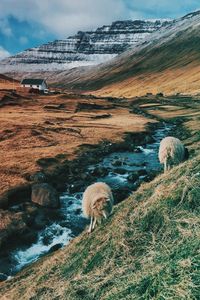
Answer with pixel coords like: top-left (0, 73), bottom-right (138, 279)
top-left (0, 122), bottom-right (173, 279)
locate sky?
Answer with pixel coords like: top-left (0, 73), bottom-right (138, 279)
top-left (0, 0), bottom-right (200, 59)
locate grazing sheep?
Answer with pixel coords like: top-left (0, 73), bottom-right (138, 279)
top-left (82, 182), bottom-right (114, 233)
top-left (159, 136), bottom-right (189, 172)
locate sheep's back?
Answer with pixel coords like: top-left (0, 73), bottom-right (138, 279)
top-left (82, 182), bottom-right (113, 218)
top-left (159, 136), bottom-right (185, 164)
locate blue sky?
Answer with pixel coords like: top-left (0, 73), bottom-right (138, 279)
top-left (0, 0), bottom-right (200, 59)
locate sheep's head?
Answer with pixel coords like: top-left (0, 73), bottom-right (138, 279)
top-left (92, 197), bottom-right (109, 216)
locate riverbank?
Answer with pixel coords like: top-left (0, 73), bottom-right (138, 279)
top-left (0, 92), bottom-right (199, 282)
top-left (0, 121), bottom-right (174, 278)
top-left (0, 91), bottom-right (151, 207)
top-left (1, 134), bottom-right (199, 299)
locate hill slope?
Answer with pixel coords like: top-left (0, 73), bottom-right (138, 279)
top-left (0, 148), bottom-right (199, 299)
top-left (48, 10), bottom-right (200, 97)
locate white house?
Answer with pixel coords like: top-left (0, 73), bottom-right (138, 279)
top-left (21, 78), bottom-right (48, 91)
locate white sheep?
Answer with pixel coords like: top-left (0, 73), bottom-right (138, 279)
top-left (159, 136), bottom-right (189, 172)
top-left (82, 182), bottom-right (114, 233)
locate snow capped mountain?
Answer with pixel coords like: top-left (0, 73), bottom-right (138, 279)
top-left (0, 19), bottom-right (171, 72)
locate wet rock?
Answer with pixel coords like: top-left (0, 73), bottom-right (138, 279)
top-left (111, 160), bottom-right (123, 167)
top-left (36, 157), bottom-right (58, 167)
top-left (156, 92), bottom-right (164, 97)
top-left (113, 187), bottom-right (132, 204)
top-left (89, 167), bottom-right (109, 177)
top-left (23, 202), bottom-right (38, 215)
top-left (75, 208), bottom-right (82, 215)
top-left (18, 229), bottom-right (38, 245)
top-left (68, 181), bottom-right (84, 193)
top-left (134, 147), bottom-right (143, 153)
top-left (138, 169), bottom-right (148, 177)
top-left (79, 173), bottom-right (89, 180)
top-left (0, 210), bottom-right (27, 239)
top-left (128, 161), bottom-right (146, 167)
top-left (0, 273), bottom-right (8, 282)
top-left (42, 227), bottom-right (64, 245)
top-left (30, 172), bottom-right (46, 183)
top-left (31, 183), bottom-right (60, 208)
top-left (0, 254), bottom-right (13, 274)
top-left (114, 168), bottom-right (127, 175)
top-left (127, 171), bottom-right (140, 182)
top-left (143, 171), bottom-right (158, 182)
top-left (33, 212), bottom-right (50, 230)
top-left (48, 243), bottom-right (62, 254)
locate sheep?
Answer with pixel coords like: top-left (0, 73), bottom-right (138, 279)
top-left (82, 182), bottom-right (114, 233)
top-left (159, 136), bottom-right (189, 172)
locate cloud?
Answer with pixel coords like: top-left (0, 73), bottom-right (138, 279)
top-left (19, 36), bottom-right (28, 45)
top-left (0, 46), bottom-right (11, 60)
top-left (0, 18), bottom-right (12, 36)
top-left (0, 0), bottom-right (129, 37)
top-left (0, 0), bottom-right (200, 39)
top-left (0, 0), bottom-right (200, 55)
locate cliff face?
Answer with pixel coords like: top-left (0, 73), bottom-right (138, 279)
top-left (43, 10), bottom-right (200, 98)
top-left (0, 20), bottom-right (170, 72)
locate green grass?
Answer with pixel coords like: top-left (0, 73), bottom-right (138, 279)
top-left (0, 153), bottom-right (199, 300)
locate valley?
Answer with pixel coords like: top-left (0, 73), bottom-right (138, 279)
top-left (0, 8), bottom-right (200, 300)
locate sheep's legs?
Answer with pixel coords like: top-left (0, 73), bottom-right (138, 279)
top-left (102, 211), bottom-right (107, 219)
top-left (88, 217), bottom-right (94, 233)
top-left (164, 159), bottom-right (167, 173)
top-left (92, 217), bottom-right (97, 230)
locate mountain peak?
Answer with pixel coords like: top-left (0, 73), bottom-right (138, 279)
top-left (0, 18), bottom-right (171, 73)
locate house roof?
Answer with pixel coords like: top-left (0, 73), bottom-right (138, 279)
top-left (21, 78), bottom-right (46, 85)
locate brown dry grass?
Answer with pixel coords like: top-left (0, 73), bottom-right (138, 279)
top-left (94, 65), bottom-right (200, 98)
top-left (0, 74), bottom-right (20, 90)
top-left (0, 91), bottom-right (150, 201)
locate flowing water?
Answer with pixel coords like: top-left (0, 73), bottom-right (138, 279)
top-left (1, 123), bottom-right (173, 279)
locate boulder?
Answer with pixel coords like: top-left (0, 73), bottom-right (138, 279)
top-left (30, 172), bottom-right (46, 183)
top-left (89, 167), bottom-right (109, 177)
top-left (48, 243), bottom-right (62, 254)
top-left (0, 210), bottom-right (27, 249)
top-left (111, 159), bottom-right (123, 167)
top-left (114, 168), bottom-right (127, 175)
top-left (31, 183), bottom-right (60, 208)
top-left (127, 171), bottom-right (140, 182)
top-left (0, 273), bottom-right (8, 282)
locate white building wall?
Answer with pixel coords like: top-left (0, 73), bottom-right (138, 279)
top-left (22, 81), bottom-right (47, 90)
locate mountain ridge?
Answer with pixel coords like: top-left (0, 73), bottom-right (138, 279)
top-left (0, 19), bottom-right (171, 72)
top-left (46, 9), bottom-right (200, 97)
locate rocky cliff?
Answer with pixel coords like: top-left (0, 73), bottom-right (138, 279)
top-left (0, 20), bottom-right (171, 72)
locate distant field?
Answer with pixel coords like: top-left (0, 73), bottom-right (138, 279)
top-left (0, 98), bottom-right (199, 299)
top-left (0, 91), bottom-right (150, 203)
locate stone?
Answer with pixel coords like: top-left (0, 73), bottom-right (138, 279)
top-left (0, 210), bottom-right (27, 249)
top-left (31, 183), bottom-right (60, 208)
top-left (0, 273), bottom-right (8, 282)
top-left (89, 167), bottom-right (109, 177)
top-left (48, 243), bottom-right (62, 254)
top-left (127, 171), bottom-right (140, 182)
top-left (32, 211), bottom-right (50, 230)
top-left (111, 160), bottom-right (123, 167)
top-left (114, 168), bottom-right (127, 175)
top-left (30, 172), bottom-right (46, 183)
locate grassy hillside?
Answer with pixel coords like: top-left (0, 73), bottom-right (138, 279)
top-left (0, 134), bottom-right (199, 299)
top-left (46, 20), bottom-right (200, 97)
